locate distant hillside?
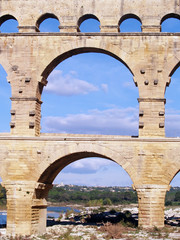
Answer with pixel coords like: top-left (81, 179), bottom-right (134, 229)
top-left (0, 184), bottom-right (179, 207)
top-left (48, 185), bottom-right (180, 206)
top-left (49, 185), bottom-right (137, 205)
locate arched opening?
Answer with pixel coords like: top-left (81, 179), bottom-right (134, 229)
top-left (36, 13), bottom-right (60, 32)
top-left (41, 49), bottom-right (139, 136)
top-left (0, 15), bottom-right (18, 33)
top-left (0, 65), bottom-right (11, 132)
top-left (165, 64), bottom-right (180, 137)
top-left (53, 158), bottom-right (133, 186)
top-left (119, 14), bottom-right (142, 32)
top-left (36, 152), bottom-right (137, 230)
top-left (161, 14), bottom-right (180, 32)
top-left (78, 14), bottom-right (100, 32)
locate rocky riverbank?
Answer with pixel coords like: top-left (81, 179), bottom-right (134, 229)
top-left (0, 206), bottom-right (180, 239)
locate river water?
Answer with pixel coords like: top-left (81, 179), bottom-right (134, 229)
top-left (0, 206), bottom-right (80, 226)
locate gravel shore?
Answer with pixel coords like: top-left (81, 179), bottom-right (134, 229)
top-left (0, 206), bottom-right (180, 239)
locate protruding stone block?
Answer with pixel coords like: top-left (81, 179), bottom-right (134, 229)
top-left (29, 111), bottom-right (36, 116)
top-left (25, 78), bottom-right (31, 83)
top-left (29, 122), bottom-right (35, 128)
top-left (159, 111), bottom-right (165, 116)
top-left (139, 110), bottom-right (144, 116)
top-left (10, 110), bottom-right (16, 115)
top-left (144, 80), bottom-right (149, 85)
top-left (139, 122), bottom-right (144, 128)
top-left (154, 79), bottom-right (158, 85)
top-left (10, 122), bottom-right (15, 128)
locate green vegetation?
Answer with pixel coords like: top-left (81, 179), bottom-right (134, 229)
top-left (48, 185), bottom-right (180, 206)
top-left (0, 184), bottom-right (179, 207)
top-left (0, 184), bottom-right (6, 207)
top-left (48, 185), bottom-right (138, 205)
top-left (165, 187), bottom-right (180, 206)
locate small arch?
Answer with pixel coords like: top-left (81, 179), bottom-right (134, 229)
top-left (36, 13), bottom-right (60, 32)
top-left (161, 13), bottom-right (180, 32)
top-left (161, 13), bottom-right (180, 25)
top-left (119, 14), bottom-right (142, 32)
top-left (41, 47), bottom-right (134, 80)
top-left (77, 14), bottom-right (100, 32)
top-left (0, 15), bottom-right (18, 33)
top-left (0, 14), bottom-right (17, 26)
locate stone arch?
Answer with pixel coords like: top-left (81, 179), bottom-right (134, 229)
top-left (119, 13), bottom-right (142, 32)
top-left (41, 47), bottom-right (134, 80)
top-left (33, 144), bottom-right (136, 233)
top-left (160, 13), bottom-right (180, 25)
top-left (0, 14), bottom-right (18, 27)
top-left (36, 13), bottom-right (59, 31)
top-left (37, 144), bottom-right (136, 186)
top-left (39, 47), bottom-right (138, 136)
top-left (77, 14), bottom-right (100, 32)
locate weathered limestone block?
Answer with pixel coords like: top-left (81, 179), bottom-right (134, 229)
top-left (135, 185), bottom-right (170, 228)
top-left (4, 181), bottom-right (37, 236)
top-left (138, 99), bottom-right (166, 137)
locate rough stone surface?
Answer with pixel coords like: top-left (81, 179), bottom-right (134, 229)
top-left (0, 0), bottom-right (179, 236)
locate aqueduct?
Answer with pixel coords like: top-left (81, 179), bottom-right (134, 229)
top-left (0, 0), bottom-right (179, 236)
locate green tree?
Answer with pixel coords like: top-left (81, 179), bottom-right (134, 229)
top-left (174, 191), bottom-right (180, 202)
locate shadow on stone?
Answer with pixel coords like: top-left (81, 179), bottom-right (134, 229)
top-left (47, 209), bottom-right (138, 228)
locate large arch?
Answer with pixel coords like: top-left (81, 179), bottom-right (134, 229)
top-left (39, 48), bottom-right (138, 137)
top-left (33, 145), bottom-right (136, 233)
top-left (37, 143), bottom-right (136, 186)
top-left (41, 47), bottom-right (134, 80)
top-left (38, 152), bottom-right (133, 185)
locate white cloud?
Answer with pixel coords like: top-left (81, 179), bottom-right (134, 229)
top-left (42, 107), bottom-right (139, 136)
top-left (45, 70), bottom-right (98, 96)
top-left (122, 81), bottom-right (136, 89)
top-left (101, 84), bottom-right (108, 93)
top-left (54, 160), bottom-right (133, 186)
top-left (63, 158), bottom-right (112, 174)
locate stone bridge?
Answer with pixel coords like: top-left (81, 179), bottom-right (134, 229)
top-left (0, 0), bottom-right (179, 236)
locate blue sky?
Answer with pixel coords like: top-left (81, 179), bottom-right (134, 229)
top-left (0, 17), bottom-right (180, 186)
